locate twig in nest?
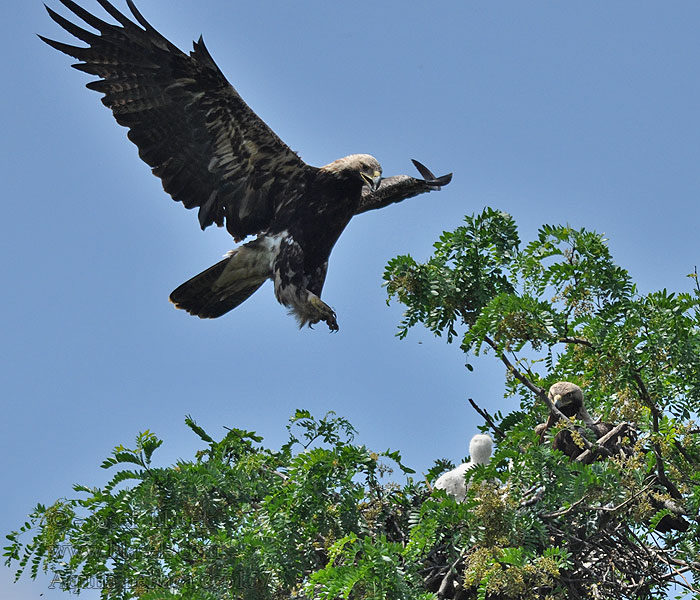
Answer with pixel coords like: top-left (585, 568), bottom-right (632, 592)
top-left (575, 422), bottom-right (629, 463)
top-left (437, 556), bottom-right (462, 598)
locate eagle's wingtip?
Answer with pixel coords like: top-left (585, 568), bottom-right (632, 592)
top-left (411, 158), bottom-right (434, 180)
top-left (411, 159), bottom-right (452, 188)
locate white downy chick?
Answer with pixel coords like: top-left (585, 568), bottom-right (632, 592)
top-left (434, 434), bottom-right (493, 502)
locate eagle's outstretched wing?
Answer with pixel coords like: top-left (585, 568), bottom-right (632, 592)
top-left (355, 159), bottom-right (453, 215)
top-left (40, 0), bottom-right (314, 241)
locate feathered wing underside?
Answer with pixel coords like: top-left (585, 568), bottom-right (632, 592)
top-left (41, 0), bottom-right (314, 240)
top-left (355, 159), bottom-right (453, 215)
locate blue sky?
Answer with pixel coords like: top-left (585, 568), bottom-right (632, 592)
top-left (3, 1), bottom-right (699, 597)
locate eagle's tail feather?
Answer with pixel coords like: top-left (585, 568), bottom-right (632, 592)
top-left (169, 246), bottom-right (270, 319)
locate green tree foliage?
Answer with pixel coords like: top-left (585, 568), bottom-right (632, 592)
top-left (385, 208), bottom-right (700, 598)
top-left (5, 209), bottom-right (700, 599)
top-left (5, 411), bottom-right (428, 600)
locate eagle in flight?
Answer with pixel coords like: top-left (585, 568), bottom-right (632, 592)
top-left (42, 0), bottom-right (452, 331)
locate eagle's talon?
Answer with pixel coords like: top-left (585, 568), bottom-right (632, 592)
top-left (305, 294), bottom-right (338, 331)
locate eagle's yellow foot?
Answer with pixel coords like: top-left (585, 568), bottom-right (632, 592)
top-left (309, 295), bottom-right (339, 332)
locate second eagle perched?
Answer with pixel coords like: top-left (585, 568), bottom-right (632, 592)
top-left (41, 0), bottom-right (452, 331)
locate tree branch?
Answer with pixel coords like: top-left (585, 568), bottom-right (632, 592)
top-left (574, 422), bottom-right (630, 463)
top-left (482, 335), bottom-right (565, 418)
top-left (630, 370), bottom-right (682, 500)
top-left (482, 335), bottom-right (601, 447)
top-left (467, 398), bottom-right (505, 440)
top-left (559, 336), bottom-right (594, 348)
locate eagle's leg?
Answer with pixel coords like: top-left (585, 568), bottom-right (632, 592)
top-left (274, 280), bottom-right (338, 331)
top-left (272, 235), bottom-right (338, 331)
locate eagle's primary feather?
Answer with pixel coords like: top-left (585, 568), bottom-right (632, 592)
top-left (42, 0), bottom-right (452, 330)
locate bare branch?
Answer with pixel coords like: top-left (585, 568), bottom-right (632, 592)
top-left (541, 495), bottom-right (588, 518)
top-left (467, 398), bottom-right (505, 440)
top-left (482, 335), bottom-right (564, 417)
top-left (559, 336), bottom-right (594, 347)
top-left (437, 556), bottom-right (462, 597)
top-left (630, 371), bottom-right (683, 500)
top-left (574, 422), bottom-right (630, 463)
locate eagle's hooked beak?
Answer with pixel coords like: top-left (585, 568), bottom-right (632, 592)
top-left (553, 393), bottom-right (574, 410)
top-left (362, 171), bottom-right (382, 192)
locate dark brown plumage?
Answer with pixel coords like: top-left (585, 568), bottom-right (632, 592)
top-left (537, 382), bottom-right (617, 458)
top-left (550, 423), bottom-right (614, 460)
top-left (536, 383), bottom-right (689, 533)
top-left (42, 0), bottom-right (452, 330)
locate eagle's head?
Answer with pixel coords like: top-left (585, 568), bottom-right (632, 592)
top-left (548, 381), bottom-right (584, 418)
top-left (321, 154), bottom-right (382, 191)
